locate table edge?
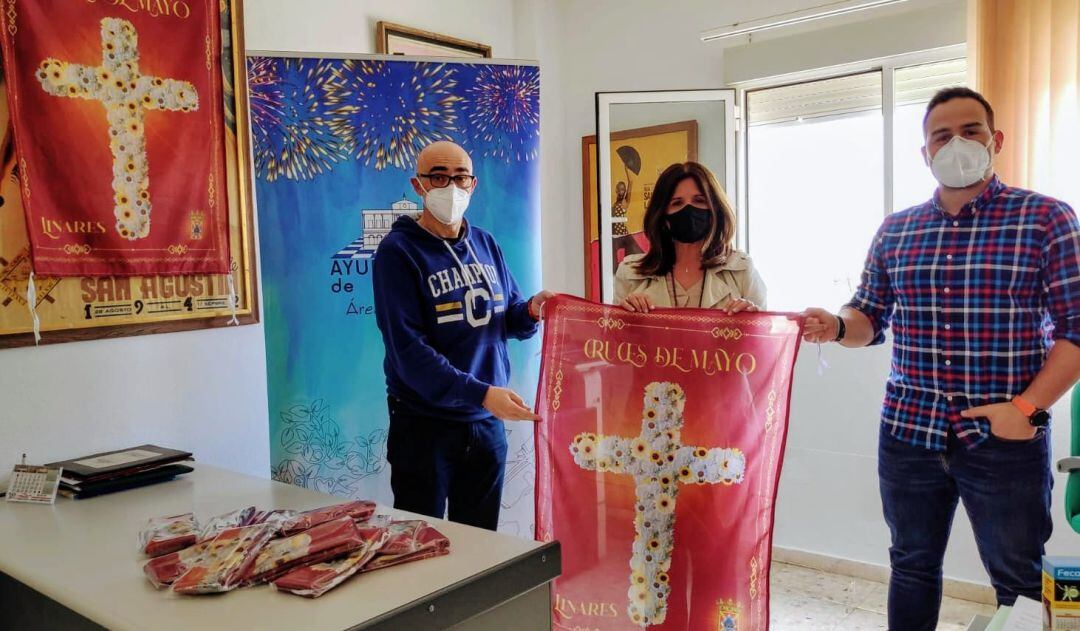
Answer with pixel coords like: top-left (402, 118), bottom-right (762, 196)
top-left (355, 540), bottom-right (562, 631)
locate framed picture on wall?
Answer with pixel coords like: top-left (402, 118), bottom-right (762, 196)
top-left (581, 120), bottom-right (698, 302)
top-left (0, 0), bottom-right (258, 348)
top-left (375, 21), bottom-right (492, 58)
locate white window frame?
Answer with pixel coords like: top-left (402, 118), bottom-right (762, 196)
top-left (730, 44), bottom-right (966, 254)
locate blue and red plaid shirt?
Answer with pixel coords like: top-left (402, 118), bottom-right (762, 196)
top-left (847, 176), bottom-right (1080, 451)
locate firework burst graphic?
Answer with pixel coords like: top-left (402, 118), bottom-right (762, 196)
top-left (325, 60), bottom-right (462, 171)
top-left (463, 65), bottom-right (540, 162)
top-left (246, 57), bottom-right (346, 182)
top-left (247, 57), bottom-right (283, 176)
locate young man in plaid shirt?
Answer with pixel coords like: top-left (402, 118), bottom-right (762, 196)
top-left (804, 87), bottom-right (1080, 630)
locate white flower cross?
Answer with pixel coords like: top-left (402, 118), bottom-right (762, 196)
top-left (571, 381), bottom-right (745, 627)
top-left (36, 18), bottom-right (199, 240)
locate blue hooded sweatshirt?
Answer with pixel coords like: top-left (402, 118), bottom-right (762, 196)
top-left (372, 216), bottom-right (538, 421)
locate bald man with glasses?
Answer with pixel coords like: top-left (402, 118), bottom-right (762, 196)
top-left (373, 141), bottom-right (553, 530)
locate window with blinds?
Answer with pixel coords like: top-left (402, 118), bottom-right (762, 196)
top-left (746, 58), bottom-right (967, 126)
top-left (743, 56), bottom-right (967, 311)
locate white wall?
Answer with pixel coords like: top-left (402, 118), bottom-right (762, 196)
top-left (242, 0), bottom-right (518, 57)
top-left (723, 0), bottom-right (968, 83)
top-left (0, 326), bottom-right (270, 479)
top-left (785, 345), bottom-right (1079, 586)
top-left (512, 0), bottom-right (567, 309)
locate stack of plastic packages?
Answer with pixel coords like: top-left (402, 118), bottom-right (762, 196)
top-left (362, 520), bottom-right (452, 572)
top-left (138, 500), bottom-right (451, 599)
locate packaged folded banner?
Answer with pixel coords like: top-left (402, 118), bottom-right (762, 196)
top-left (277, 500), bottom-right (376, 536)
top-left (143, 507), bottom-right (260, 587)
top-left (138, 513), bottom-right (199, 558)
top-left (250, 509), bottom-right (297, 532)
top-left (245, 517), bottom-right (366, 585)
top-left (144, 539), bottom-right (214, 589)
top-left (171, 523), bottom-right (274, 595)
top-left (272, 525), bottom-right (390, 598)
top-left (379, 520), bottom-right (450, 557)
top-left (197, 506), bottom-right (258, 542)
top-left (362, 520), bottom-right (450, 572)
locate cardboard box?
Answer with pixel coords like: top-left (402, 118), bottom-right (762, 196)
top-left (1043, 557), bottom-right (1080, 630)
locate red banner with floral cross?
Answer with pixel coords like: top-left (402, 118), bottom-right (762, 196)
top-left (536, 295), bottom-right (803, 630)
top-left (0, 0), bottom-right (229, 276)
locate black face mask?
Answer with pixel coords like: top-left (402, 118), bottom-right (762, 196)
top-left (665, 204), bottom-right (713, 243)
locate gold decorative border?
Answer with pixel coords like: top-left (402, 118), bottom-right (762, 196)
top-left (18, 157), bottom-right (28, 200)
top-left (551, 368), bottom-right (564, 411)
top-left (5, 0), bottom-right (15, 37)
top-left (596, 315), bottom-right (626, 330)
top-left (749, 556), bottom-right (759, 600)
top-left (559, 299), bottom-right (779, 327)
top-left (61, 244), bottom-right (91, 256)
top-left (764, 390), bottom-right (777, 433)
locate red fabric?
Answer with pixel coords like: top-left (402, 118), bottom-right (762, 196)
top-left (272, 525), bottom-right (389, 598)
top-left (171, 524), bottom-right (274, 595)
top-left (536, 295), bottom-right (803, 630)
top-left (139, 512), bottom-right (198, 558)
top-left (276, 500), bottom-right (376, 537)
top-left (361, 520), bottom-right (451, 572)
top-left (143, 539), bottom-right (213, 589)
top-left (0, 0), bottom-right (229, 276)
top-left (245, 517), bottom-right (367, 585)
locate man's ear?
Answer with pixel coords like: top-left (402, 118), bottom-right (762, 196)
top-left (410, 177), bottom-right (424, 197)
top-left (921, 145), bottom-right (931, 167)
top-left (470, 177), bottom-right (479, 194)
top-left (991, 129), bottom-right (1004, 155)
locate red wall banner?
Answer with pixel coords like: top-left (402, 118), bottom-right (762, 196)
top-left (0, 0), bottom-right (229, 276)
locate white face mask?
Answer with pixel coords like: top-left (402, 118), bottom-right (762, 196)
top-left (418, 179), bottom-right (471, 225)
top-left (929, 136), bottom-right (994, 189)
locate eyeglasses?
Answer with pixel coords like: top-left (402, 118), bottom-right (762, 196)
top-left (417, 173), bottom-right (476, 189)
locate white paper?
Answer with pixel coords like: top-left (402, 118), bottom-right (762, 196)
top-left (1001, 596), bottom-right (1043, 631)
top-left (73, 448), bottom-right (161, 469)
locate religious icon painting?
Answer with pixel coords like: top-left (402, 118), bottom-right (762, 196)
top-left (581, 121), bottom-right (698, 301)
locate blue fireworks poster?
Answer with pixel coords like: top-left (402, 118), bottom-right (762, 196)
top-left (248, 55), bottom-right (542, 536)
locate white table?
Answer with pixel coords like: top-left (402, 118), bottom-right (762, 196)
top-left (0, 464), bottom-right (560, 630)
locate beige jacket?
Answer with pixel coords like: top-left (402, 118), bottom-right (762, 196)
top-left (613, 251), bottom-right (767, 309)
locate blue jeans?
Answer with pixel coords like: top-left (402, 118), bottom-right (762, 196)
top-left (386, 396), bottom-right (508, 531)
top-left (878, 426), bottom-right (1052, 631)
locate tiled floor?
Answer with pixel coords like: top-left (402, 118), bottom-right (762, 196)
top-left (770, 562), bottom-right (997, 630)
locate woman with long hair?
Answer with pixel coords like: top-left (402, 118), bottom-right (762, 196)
top-left (614, 161), bottom-right (765, 313)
